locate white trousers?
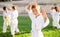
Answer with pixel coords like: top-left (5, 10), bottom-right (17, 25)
top-left (3, 20), bottom-right (11, 33)
top-left (53, 18), bottom-right (60, 28)
top-left (11, 19), bottom-right (19, 35)
top-left (3, 19), bottom-right (19, 35)
top-left (31, 30), bottom-right (44, 37)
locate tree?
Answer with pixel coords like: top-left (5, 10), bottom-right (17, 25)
top-left (10, 0), bottom-right (12, 1)
top-left (0, 0), bottom-right (11, 2)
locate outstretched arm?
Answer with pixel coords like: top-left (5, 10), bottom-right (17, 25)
top-left (41, 7), bottom-right (47, 22)
top-left (26, 3), bottom-right (31, 11)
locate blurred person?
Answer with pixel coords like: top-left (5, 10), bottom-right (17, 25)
top-left (10, 6), bottom-right (19, 37)
top-left (3, 6), bottom-right (11, 33)
top-left (26, 2), bottom-right (49, 37)
top-left (50, 6), bottom-right (60, 29)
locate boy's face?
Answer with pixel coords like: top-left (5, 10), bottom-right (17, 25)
top-left (32, 8), bottom-right (38, 15)
top-left (6, 8), bottom-right (8, 11)
top-left (32, 8), bottom-right (37, 12)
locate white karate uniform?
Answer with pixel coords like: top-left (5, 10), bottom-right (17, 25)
top-left (10, 10), bottom-right (19, 35)
top-left (3, 11), bottom-right (11, 33)
top-left (50, 9), bottom-right (60, 28)
top-left (26, 6), bottom-right (49, 37)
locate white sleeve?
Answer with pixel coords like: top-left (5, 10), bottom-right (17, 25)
top-left (3, 12), bottom-right (6, 17)
top-left (14, 10), bottom-right (18, 18)
top-left (3, 13), bottom-right (5, 20)
top-left (42, 18), bottom-right (49, 29)
top-left (3, 12), bottom-right (6, 21)
top-left (16, 10), bottom-right (18, 18)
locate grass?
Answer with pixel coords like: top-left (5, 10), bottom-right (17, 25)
top-left (0, 16), bottom-right (60, 37)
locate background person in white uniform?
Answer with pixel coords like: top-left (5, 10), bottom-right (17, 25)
top-left (3, 6), bottom-right (11, 33)
top-left (11, 6), bottom-right (19, 37)
top-left (55, 7), bottom-right (60, 29)
top-left (50, 7), bottom-right (60, 29)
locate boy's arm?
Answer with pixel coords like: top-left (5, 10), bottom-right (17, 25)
top-left (3, 13), bottom-right (6, 20)
top-left (27, 4), bottom-right (31, 11)
top-left (16, 10), bottom-right (18, 18)
top-left (25, 3), bottom-right (31, 12)
top-left (41, 7), bottom-right (47, 22)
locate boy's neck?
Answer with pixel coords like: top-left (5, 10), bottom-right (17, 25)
top-left (35, 14), bottom-right (40, 18)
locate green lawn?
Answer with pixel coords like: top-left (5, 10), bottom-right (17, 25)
top-left (0, 16), bottom-right (60, 37)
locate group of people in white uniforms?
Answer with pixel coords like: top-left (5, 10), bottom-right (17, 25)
top-left (26, 2), bottom-right (49, 37)
top-left (3, 6), bottom-right (19, 37)
top-left (50, 6), bottom-right (60, 29)
top-left (3, 2), bottom-right (60, 37)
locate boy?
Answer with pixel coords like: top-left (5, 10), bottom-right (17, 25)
top-left (3, 6), bottom-right (11, 33)
top-left (26, 2), bottom-right (49, 37)
top-left (50, 7), bottom-right (60, 29)
top-left (11, 6), bottom-right (19, 37)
